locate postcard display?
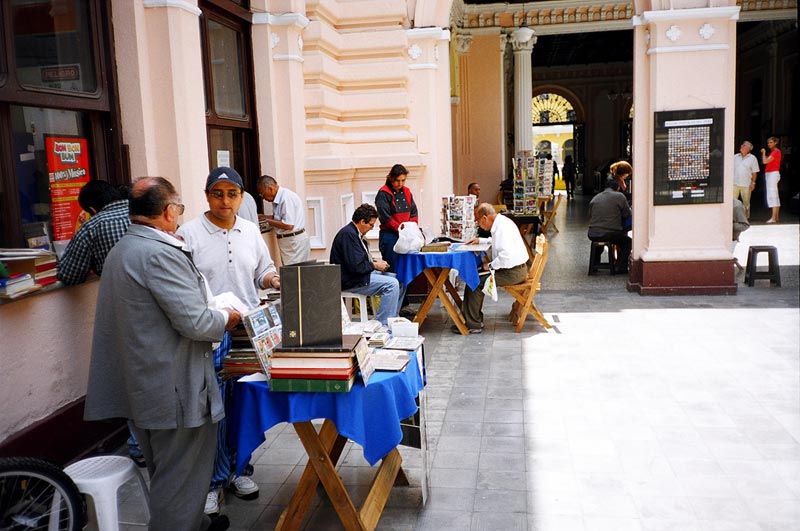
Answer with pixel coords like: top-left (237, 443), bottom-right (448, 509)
top-left (513, 154), bottom-right (553, 215)
top-left (440, 195), bottom-right (477, 240)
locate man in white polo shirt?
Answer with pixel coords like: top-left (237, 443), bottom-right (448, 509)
top-left (733, 140), bottom-right (760, 218)
top-left (177, 166), bottom-right (280, 516)
top-left (256, 175), bottom-right (311, 265)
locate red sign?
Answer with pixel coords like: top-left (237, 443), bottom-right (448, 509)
top-left (46, 135), bottom-right (92, 241)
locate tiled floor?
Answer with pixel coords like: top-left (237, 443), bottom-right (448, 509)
top-left (117, 194), bottom-right (799, 530)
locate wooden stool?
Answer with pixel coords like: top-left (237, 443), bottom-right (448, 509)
top-left (744, 246), bottom-right (781, 287)
top-left (588, 241), bottom-right (616, 275)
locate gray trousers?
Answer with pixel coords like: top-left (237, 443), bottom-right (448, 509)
top-left (131, 420), bottom-right (217, 531)
top-left (462, 263), bottom-right (528, 329)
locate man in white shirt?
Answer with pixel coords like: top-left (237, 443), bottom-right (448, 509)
top-left (458, 203), bottom-right (529, 334)
top-left (256, 175), bottom-right (311, 265)
top-left (177, 166), bottom-right (280, 516)
top-left (733, 140), bottom-right (760, 218)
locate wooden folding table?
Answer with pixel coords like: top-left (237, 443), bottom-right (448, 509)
top-left (395, 251), bottom-right (483, 336)
top-left (230, 352), bottom-right (426, 530)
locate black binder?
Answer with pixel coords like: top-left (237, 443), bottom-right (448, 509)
top-left (280, 263), bottom-right (342, 347)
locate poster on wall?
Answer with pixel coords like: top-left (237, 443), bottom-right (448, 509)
top-left (45, 135), bottom-right (91, 241)
top-left (653, 108), bottom-right (724, 205)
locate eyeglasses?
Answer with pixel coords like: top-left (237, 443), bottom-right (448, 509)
top-left (208, 189), bottom-right (242, 200)
top-left (169, 202), bottom-right (185, 215)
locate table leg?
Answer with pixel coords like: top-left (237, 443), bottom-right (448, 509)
top-left (413, 267), bottom-right (448, 325)
top-left (423, 268), bottom-right (469, 335)
top-left (359, 448), bottom-right (402, 530)
top-left (278, 420), bottom-right (406, 531)
top-left (291, 421), bottom-right (365, 530)
top-left (443, 278), bottom-right (463, 308)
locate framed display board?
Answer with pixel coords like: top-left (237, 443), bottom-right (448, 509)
top-left (653, 108), bottom-right (724, 205)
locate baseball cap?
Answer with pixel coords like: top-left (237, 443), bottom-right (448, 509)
top-left (206, 167), bottom-right (244, 191)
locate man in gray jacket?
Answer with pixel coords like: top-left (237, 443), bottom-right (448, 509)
top-left (84, 177), bottom-right (240, 531)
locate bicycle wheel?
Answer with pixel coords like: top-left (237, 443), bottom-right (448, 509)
top-left (0, 457), bottom-right (85, 531)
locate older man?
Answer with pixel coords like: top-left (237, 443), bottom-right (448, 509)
top-left (733, 140), bottom-right (760, 218)
top-left (178, 166), bottom-right (279, 515)
top-left (256, 175), bottom-right (311, 265)
top-left (459, 203), bottom-right (530, 334)
top-left (85, 177), bottom-right (239, 531)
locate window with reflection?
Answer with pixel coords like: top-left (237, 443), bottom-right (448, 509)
top-left (208, 20), bottom-right (246, 118)
top-left (11, 0), bottom-right (97, 93)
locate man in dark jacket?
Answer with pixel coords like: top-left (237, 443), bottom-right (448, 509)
top-left (330, 204), bottom-right (401, 325)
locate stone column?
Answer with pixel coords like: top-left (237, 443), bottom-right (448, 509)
top-left (114, 0), bottom-right (210, 219)
top-left (511, 37), bottom-right (536, 154)
top-left (629, 4), bottom-right (739, 294)
top-left (452, 34), bottom-right (472, 191)
top-left (251, 11), bottom-right (309, 195)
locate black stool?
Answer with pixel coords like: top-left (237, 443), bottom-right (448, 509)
top-left (588, 241), bottom-right (617, 275)
top-left (744, 246), bottom-right (781, 287)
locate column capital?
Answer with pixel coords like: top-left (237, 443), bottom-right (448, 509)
top-left (454, 34), bottom-right (473, 54)
top-left (511, 36), bottom-right (536, 53)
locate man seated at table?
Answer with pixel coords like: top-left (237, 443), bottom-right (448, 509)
top-left (588, 177), bottom-right (632, 273)
top-left (458, 203), bottom-right (530, 334)
top-left (330, 204), bottom-right (401, 325)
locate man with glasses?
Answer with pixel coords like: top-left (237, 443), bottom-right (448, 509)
top-left (458, 203), bottom-right (529, 334)
top-left (256, 175), bottom-right (311, 265)
top-left (177, 166), bottom-right (279, 516)
top-left (85, 176), bottom-right (240, 531)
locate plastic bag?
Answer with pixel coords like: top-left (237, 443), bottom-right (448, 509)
top-left (393, 222), bottom-right (425, 254)
top-left (482, 269), bottom-right (498, 302)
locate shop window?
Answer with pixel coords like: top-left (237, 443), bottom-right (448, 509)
top-left (11, 0), bottom-right (98, 94)
top-left (11, 105), bottom-right (93, 248)
top-left (0, 0), bottom-right (120, 249)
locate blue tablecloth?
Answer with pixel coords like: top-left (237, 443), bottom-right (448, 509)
top-left (230, 351), bottom-right (424, 472)
top-left (395, 250), bottom-right (482, 291)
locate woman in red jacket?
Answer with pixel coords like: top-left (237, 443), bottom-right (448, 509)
top-left (375, 164), bottom-right (418, 273)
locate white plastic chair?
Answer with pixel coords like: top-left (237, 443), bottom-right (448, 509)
top-left (64, 455), bottom-right (149, 530)
top-left (341, 291), bottom-right (378, 322)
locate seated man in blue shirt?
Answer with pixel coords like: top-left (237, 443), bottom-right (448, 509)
top-left (330, 204), bottom-right (401, 325)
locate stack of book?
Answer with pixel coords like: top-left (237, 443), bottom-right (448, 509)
top-left (34, 255), bottom-right (58, 286)
top-left (269, 334), bottom-right (366, 392)
top-left (0, 273), bottom-right (39, 299)
top-left (220, 329), bottom-right (262, 378)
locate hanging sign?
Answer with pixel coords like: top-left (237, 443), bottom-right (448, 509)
top-left (45, 135), bottom-right (92, 241)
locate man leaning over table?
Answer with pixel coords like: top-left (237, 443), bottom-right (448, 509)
top-left (330, 203), bottom-right (401, 326)
top-left (178, 166), bottom-right (280, 516)
top-left (457, 203), bottom-right (529, 334)
top-left (256, 175), bottom-right (311, 265)
top-left (84, 176), bottom-right (239, 531)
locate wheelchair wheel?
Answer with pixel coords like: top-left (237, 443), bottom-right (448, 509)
top-left (0, 457), bottom-right (85, 531)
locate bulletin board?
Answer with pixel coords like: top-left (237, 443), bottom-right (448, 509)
top-left (653, 108), bottom-right (724, 205)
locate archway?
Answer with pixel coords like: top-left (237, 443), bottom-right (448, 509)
top-left (531, 91), bottom-right (583, 192)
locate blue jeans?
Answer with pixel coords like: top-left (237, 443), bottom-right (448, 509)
top-left (379, 230), bottom-right (409, 305)
top-left (347, 272), bottom-right (401, 325)
top-left (209, 332), bottom-right (253, 489)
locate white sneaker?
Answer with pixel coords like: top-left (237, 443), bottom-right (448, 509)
top-left (204, 490), bottom-right (220, 515)
top-left (229, 475), bottom-right (259, 500)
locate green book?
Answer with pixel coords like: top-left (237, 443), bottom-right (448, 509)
top-left (269, 374), bottom-right (356, 393)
